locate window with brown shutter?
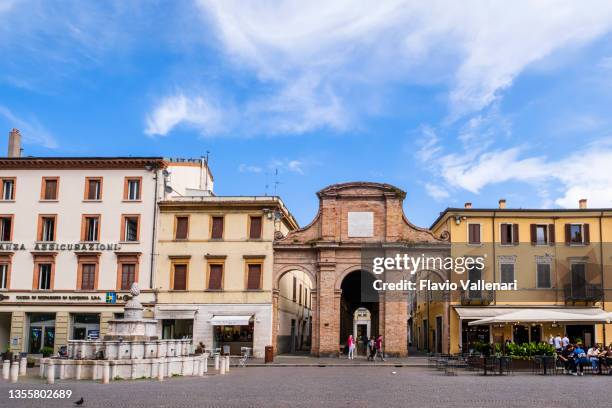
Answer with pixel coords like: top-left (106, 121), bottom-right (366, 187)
top-left (299, 283), bottom-right (303, 305)
top-left (532, 224), bottom-right (548, 245)
top-left (172, 264), bottom-right (187, 290)
top-left (567, 224), bottom-right (586, 245)
top-left (549, 224), bottom-right (555, 244)
top-left (42, 178), bottom-right (58, 200)
top-left (208, 264), bottom-right (223, 290)
top-left (175, 216), bottom-right (189, 240)
top-left (81, 264), bottom-right (96, 290)
top-left (500, 223), bottom-right (513, 245)
top-left (246, 263), bottom-right (262, 290)
top-left (0, 216), bottom-right (12, 241)
top-left (468, 224), bottom-right (480, 244)
top-left (583, 223), bottom-right (590, 244)
top-left (292, 276), bottom-right (297, 301)
top-left (211, 216), bottom-right (224, 239)
top-left (121, 264), bottom-right (136, 290)
top-left (249, 216), bottom-right (262, 239)
top-left (85, 178), bottom-right (102, 200)
top-left (512, 224), bottom-right (519, 244)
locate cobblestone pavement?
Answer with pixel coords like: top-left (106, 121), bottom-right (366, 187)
top-left (1, 367), bottom-right (611, 408)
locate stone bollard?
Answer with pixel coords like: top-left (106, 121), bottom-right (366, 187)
top-left (102, 363), bottom-right (110, 384)
top-left (157, 359), bottom-right (164, 382)
top-left (75, 361), bottom-right (82, 381)
top-left (202, 355), bottom-right (208, 374)
top-left (225, 356), bottom-right (230, 373)
top-left (58, 360), bottom-right (66, 380)
top-left (2, 360), bottom-right (10, 380)
top-left (198, 356), bottom-right (206, 376)
top-left (214, 354), bottom-right (219, 370)
top-left (39, 359), bottom-right (46, 378)
top-left (193, 359), bottom-right (199, 376)
top-left (19, 357), bottom-right (27, 376)
top-left (10, 361), bottom-right (19, 383)
top-left (46, 361), bottom-right (54, 385)
top-left (219, 359), bottom-right (225, 375)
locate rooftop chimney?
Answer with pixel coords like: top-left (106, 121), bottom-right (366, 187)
top-left (498, 199), bottom-right (506, 209)
top-left (8, 128), bottom-right (21, 158)
top-left (464, 202), bottom-right (472, 209)
top-left (579, 198), bottom-right (587, 209)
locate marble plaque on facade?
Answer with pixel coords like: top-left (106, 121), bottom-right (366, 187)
top-left (348, 211), bottom-right (374, 237)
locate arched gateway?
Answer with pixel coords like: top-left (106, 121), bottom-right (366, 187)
top-left (272, 182), bottom-right (450, 357)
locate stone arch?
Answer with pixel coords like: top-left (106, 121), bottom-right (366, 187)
top-left (334, 265), bottom-right (376, 290)
top-left (274, 264), bottom-right (317, 291)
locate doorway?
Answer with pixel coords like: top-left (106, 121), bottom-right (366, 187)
top-left (339, 271), bottom-right (379, 349)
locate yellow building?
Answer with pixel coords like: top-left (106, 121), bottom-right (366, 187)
top-left (414, 198), bottom-right (612, 354)
top-left (153, 196), bottom-right (299, 358)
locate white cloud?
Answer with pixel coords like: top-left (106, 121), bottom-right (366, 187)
top-left (145, 94), bottom-right (223, 137)
top-left (417, 132), bottom-right (612, 208)
top-left (197, 0), bottom-right (612, 119)
top-left (238, 164), bottom-right (263, 173)
top-left (0, 106), bottom-right (57, 149)
top-left (424, 183), bottom-right (450, 201)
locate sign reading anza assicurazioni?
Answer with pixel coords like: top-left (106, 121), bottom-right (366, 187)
top-left (0, 242), bottom-right (122, 251)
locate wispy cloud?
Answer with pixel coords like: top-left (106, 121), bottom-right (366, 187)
top-left (0, 106), bottom-right (57, 149)
top-left (416, 127), bottom-right (612, 208)
top-left (197, 0), bottom-right (612, 124)
top-left (238, 164), bottom-right (263, 174)
top-left (144, 94), bottom-right (223, 137)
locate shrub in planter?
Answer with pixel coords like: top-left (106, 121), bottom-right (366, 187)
top-left (41, 347), bottom-right (54, 357)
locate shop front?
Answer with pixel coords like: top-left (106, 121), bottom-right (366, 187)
top-left (211, 315), bottom-right (254, 355)
top-left (70, 313), bottom-right (100, 340)
top-left (28, 313), bottom-right (55, 354)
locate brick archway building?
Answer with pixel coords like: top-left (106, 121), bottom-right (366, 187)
top-left (273, 182), bottom-right (449, 357)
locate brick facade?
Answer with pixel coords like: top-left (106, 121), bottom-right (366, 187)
top-left (273, 182), bottom-right (449, 357)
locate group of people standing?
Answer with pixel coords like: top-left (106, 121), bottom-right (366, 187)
top-left (346, 334), bottom-right (385, 361)
top-left (549, 334), bottom-right (612, 375)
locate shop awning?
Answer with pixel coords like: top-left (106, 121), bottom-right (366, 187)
top-left (454, 307), bottom-right (516, 320)
top-left (210, 315), bottom-right (253, 326)
top-left (155, 307), bottom-right (198, 320)
top-left (468, 309), bottom-right (612, 326)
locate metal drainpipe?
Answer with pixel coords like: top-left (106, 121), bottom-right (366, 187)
top-left (492, 211), bottom-right (497, 305)
top-left (149, 169), bottom-right (159, 290)
top-left (446, 216), bottom-right (451, 354)
top-left (599, 212), bottom-right (605, 346)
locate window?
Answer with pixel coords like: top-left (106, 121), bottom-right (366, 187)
top-left (0, 263), bottom-right (8, 289)
top-left (1, 178), bottom-right (15, 200)
top-left (292, 276), bottom-right (297, 301)
top-left (298, 283), bottom-right (303, 305)
top-left (82, 215), bottom-right (100, 242)
top-left (122, 215), bottom-right (139, 242)
top-left (500, 263), bottom-right (515, 284)
top-left (124, 177), bottom-right (141, 201)
top-left (120, 264), bottom-right (136, 290)
top-left (536, 263), bottom-right (551, 289)
top-left (41, 177), bottom-right (59, 200)
top-left (172, 263), bottom-right (188, 291)
top-left (530, 224), bottom-right (553, 245)
top-left (500, 223), bottom-right (518, 245)
top-left (38, 215), bottom-right (56, 242)
top-left (211, 216), bottom-right (224, 240)
top-left (80, 264), bottom-right (96, 290)
top-left (175, 216), bottom-right (189, 240)
top-left (84, 178), bottom-right (102, 200)
top-left (246, 263), bottom-right (262, 290)
top-left (468, 223), bottom-right (481, 245)
top-left (249, 216), bottom-right (262, 239)
top-left (37, 264), bottom-right (52, 290)
top-left (0, 216), bottom-right (12, 241)
top-left (305, 288), bottom-right (309, 308)
top-left (208, 263), bottom-right (223, 290)
top-left (566, 223), bottom-right (589, 245)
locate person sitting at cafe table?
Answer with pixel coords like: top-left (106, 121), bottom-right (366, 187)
top-left (587, 344), bottom-right (601, 372)
top-left (600, 346), bottom-right (612, 375)
top-left (572, 343), bottom-right (589, 376)
top-left (557, 344), bottom-right (574, 373)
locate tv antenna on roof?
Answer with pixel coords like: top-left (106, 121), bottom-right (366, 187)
top-left (273, 168), bottom-right (281, 196)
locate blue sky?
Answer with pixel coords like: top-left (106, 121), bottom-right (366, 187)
top-left (1, 1), bottom-right (612, 228)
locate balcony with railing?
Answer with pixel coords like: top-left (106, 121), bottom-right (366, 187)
top-left (460, 288), bottom-right (494, 305)
top-left (563, 284), bottom-right (603, 304)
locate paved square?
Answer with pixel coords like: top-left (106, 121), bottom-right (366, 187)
top-left (1, 367), bottom-right (611, 407)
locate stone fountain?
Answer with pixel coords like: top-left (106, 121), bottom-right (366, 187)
top-left (41, 283), bottom-right (209, 382)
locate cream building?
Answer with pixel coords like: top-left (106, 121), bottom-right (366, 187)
top-left (276, 269), bottom-right (312, 354)
top-left (0, 129), bottom-right (210, 355)
top-left (154, 196), bottom-right (299, 358)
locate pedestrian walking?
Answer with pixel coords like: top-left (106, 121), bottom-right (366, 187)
top-left (375, 335), bottom-right (385, 362)
top-left (368, 336), bottom-right (376, 361)
top-left (347, 335), bottom-right (355, 360)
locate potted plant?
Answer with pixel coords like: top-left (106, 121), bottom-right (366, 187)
top-left (41, 347), bottom-right (54, 358)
